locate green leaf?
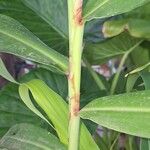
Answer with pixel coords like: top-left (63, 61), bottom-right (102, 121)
top-left (80, 90), bottom-right (150, 138)
top-left (79, 124), bottom-right (100, 150)
top-left (83, 0), bottom-right (149, 21)
top-left (0, 0), bottom-right (68, 55)
top-left (19, 83), bottom-right (53, 128)
top-left (0, 83), bottom-right (45, 138)
top-left (19, 79), bottom-right (68, 144)
top-left (20, 68), bottom-right (68, 100)
top-left (0, 14), bottom-right (68, 73)
top-left (0, 123), bottom-right (67, 150)
top-left (22, 0), bottom-right (68, 39)
top-left (84, 33), bottom-right (141, 64)
top-left (19, 79), bottom-right (100, 150)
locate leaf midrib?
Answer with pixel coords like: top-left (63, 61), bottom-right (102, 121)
top-left (81, 107), bottom-right (150, 113)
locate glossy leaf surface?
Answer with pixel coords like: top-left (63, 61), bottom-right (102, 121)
top-left (19, 79), bottom-right (68, 144)
top-left (80, 90), bottom-right (150, 138)
top-left (0, 0), bottom-right (68, 55)
top-left (0, 14), bottom-right (68, 73)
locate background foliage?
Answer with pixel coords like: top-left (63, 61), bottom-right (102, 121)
top-left (0, 0), bottom-right (150, 149)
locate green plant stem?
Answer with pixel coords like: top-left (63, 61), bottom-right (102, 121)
top-left (110, 40), bottom-right (143, 95)
top-left (68, 1), bottom-right (84, 150)
top-left (83, 57), bottom-right (106, 91)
